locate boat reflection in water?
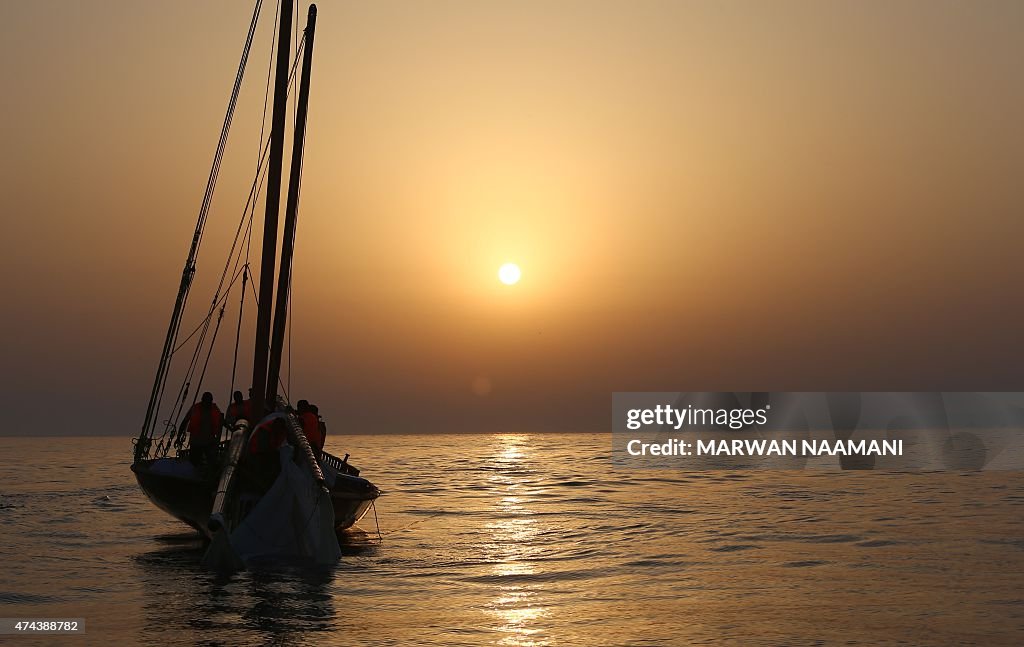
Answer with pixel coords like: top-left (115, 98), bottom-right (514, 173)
top-left (133, 534), bottom-right (342, 643)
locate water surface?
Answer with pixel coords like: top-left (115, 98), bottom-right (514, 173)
top-left (1, 434), bottom-right (1022, 645)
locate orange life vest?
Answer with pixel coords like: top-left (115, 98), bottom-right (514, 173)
top-left (227, 401), bottom-right (249, 422)
top-left (187, 403), bottom-right (223, 446)
top-left (248, 418), bottom-right (287, 455)
top-left (299, 411), bottom-right (322, 449)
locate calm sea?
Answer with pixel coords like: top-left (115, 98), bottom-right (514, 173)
top-left (1, 434), bottom-right (1022, 645)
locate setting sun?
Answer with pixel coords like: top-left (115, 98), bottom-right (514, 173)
top-left (498, 263), bottom-right (522, 285)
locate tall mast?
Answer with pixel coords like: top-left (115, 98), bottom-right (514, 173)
top-left (251, 0), bottom-right (295, 419)
top-left (267, 4), bottom-right (317, 405)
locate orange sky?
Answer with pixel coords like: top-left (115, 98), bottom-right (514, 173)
top-left (1, 1), bottom-right (1022, 435)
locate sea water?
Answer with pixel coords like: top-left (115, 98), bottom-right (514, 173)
top-left (1, 434), bottom-right (1022, 645)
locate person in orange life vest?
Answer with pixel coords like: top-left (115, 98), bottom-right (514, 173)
top-left (248, 416), bottom-right (288, 456)
top-left (179, 391), bottom-right (223, 467)
top-left (226, 391), bottom-right (249, 426)
top-left (244, 415), bottom-right (288, 490)
top-left (241, 387), bottom-right (256, 421)
top-left (296, 400), bottom-right (322, 450)
top-left (311, 404), bottom-right (327, 451)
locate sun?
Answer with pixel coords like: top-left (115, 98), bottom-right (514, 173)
top-left (498, 263), bottom-right (521, 285)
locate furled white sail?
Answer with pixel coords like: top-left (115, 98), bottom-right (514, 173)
top-left (203, 444), bottom-right (340, 570)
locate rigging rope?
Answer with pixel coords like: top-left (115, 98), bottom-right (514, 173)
top-left (146, 7), bottom-right (310, 458)
top-left (141, 0), bottom-right (265, 450)
top-left (228, 269), bottom-right (248, 402)
top-left (170, 35), bottom-right (306, 362)
top-left (258, 0), bottom-right (279, 174)
top-left (152, 265), bottom-right (248, 451)
top-left (153, 35), bottom-right (309, 455)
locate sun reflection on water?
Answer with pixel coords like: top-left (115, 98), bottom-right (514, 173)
top-left (485, 435), bottom-right (551, 646)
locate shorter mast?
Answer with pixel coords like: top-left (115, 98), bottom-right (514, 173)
top-left (267, 4), bottom-right (317, 405)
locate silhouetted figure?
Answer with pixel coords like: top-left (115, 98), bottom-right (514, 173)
top-left (311, 404), bottom-right (327, 451)
top-left (241, 387), bottom-right (255, 422)
top-left (226, 390), bottom-right (249, 426)
top-left (296, 400), bottom-right (322, 451)
top-left (248, 416), bottom-right (287, 455)
top-left (180, 392), bottom-right (223, 469)
top-left (244, 415), bottom-right (288, 492)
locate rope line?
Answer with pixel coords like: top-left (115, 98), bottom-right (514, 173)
top-left (149, 34), bottom-right (308, 455)
top-left (377, 512), bottom-right (444, 537)
top-left (169, 34), bottom-right (306, 370)
top-left (142, 0), bottom-right (264, 447)
top-left (372, 500), bottom-right (383, 541)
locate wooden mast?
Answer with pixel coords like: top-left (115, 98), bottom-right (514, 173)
top-left (267, 4), bottom-right (317, 405)
top-left (251, 0), bottom-right (295, 419)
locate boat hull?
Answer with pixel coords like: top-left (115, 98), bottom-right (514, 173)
top-left (132, 460), bottom-right (214, 534)
top-left (132, 452), bottom-right (380, 539)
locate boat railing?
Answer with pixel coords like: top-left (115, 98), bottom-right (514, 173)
top-left (174, 423), bottom-right (361, 478)
top-left (319, 450), bottom-right (361, 477)
top-left (176, 438), bottom-right (231, 463)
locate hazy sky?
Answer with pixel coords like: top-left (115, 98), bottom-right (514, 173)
top-left (1, 1), bottom-right (1022, 436)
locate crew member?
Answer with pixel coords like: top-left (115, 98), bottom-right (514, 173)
top-left (296, 400), bottom-right (322, 451)
top-left (311, 404), bottom-right (327, 451)
top-left (243, 415), bottom-right (288, 492)
top-left (242, 387), bottom-right (255, 421)
top-left (226, 390), bottom-right (249, 426)
top-left (179, 392), bottom-right (223, 468)
top-left (248, 416), bottom-right (287, 456)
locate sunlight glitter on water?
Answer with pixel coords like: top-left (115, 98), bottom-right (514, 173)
top-left (484, 435), bottom-right (551, 646)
